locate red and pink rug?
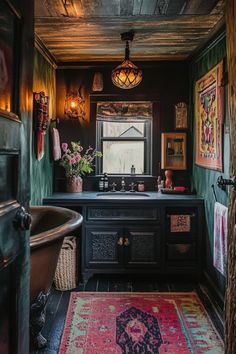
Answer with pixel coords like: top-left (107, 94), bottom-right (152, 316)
top-left (59, 292), bottom-right (224, 354)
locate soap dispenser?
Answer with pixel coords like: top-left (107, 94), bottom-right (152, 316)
top-left (99, 175), bottom-right (104, 191)
top-left (103, 172), bottom-right (109, 191)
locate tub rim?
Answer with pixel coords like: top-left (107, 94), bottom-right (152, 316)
top-left (30, 205), bottom-right (83, 250)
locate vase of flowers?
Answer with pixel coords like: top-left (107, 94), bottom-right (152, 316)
top-left (60, 141), bottom-right (102, 193)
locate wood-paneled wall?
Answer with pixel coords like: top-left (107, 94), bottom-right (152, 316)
top-left (225, 0), bottom-right (236, 351)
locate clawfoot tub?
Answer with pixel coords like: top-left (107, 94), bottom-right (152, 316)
top-left (29, 206), bottom-right (83, 349)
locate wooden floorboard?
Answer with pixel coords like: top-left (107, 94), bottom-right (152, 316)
top-left (30, 275), bottom-right (224, 353)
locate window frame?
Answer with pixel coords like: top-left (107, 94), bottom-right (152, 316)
top-left (96, 112), bottom-right (153, 176)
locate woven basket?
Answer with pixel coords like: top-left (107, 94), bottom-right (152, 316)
top-left (54, 236), bottom-right (77, 291)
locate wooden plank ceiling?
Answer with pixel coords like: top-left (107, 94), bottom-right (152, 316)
top-left (35, 0), bottom-right (225, 63)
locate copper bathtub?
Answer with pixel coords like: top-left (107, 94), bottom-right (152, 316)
top-left (29, 205), bottom-right (83, 349)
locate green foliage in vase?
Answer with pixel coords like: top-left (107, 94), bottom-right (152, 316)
top-left (60, 141), bottom-right (102, 177)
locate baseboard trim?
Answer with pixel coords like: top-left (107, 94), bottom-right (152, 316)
top-left (202, 270), bottom-right (225, 317)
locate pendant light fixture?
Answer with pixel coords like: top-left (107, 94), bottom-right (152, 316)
top-left (111, 31), bottom-right (142, 89)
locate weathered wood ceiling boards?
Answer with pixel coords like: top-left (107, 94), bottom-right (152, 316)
top-left (35, 0), bottom-right (225, 63)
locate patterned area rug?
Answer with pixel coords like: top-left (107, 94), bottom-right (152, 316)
top-left (59, 292), bottom-right (224, 354)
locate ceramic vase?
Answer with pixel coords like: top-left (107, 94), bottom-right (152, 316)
top-left (165, 169), bottom-right (173, 189)
top-left (66, 176), bottom-right (83, 193)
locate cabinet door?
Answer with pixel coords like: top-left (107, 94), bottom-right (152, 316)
top-left (85, 226), bottom-right (124, 269)
top-left (124, 227), bottom-right (161, 268)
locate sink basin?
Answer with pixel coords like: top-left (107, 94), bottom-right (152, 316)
top-left (96, 192), bottom-right (150, 198)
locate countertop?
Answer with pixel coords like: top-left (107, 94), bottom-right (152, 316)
top-left (43, 191), bottom-right (204, 205)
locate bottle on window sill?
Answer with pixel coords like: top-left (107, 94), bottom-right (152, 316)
top-left (131, 165), bottom-right (136, 175)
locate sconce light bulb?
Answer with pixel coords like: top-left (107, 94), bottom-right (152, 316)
top-left (70, 100), bottom-right (77, 109)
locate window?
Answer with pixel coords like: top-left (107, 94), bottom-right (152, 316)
top-left (96, 101), bottom-right (152, 175)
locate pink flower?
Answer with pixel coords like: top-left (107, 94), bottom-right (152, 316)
top-left (75, 154), bottom-right (81, 162)
top-left (61, 143), bottom-right (68, 152)
top-left (71, 158), bottom-right (76, 164)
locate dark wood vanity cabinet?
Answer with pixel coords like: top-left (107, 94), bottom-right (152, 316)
top-left (43, 194), bottom-right (204, 281)
top-left (82, 205), bottom-right (162, 280)
top-left (81, 200), bottom-right (204, 281)
top-left (84, 225), bottom-right (161, 274)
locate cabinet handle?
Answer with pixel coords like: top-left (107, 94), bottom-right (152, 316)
top-left (124, 238), bottom-right (130, 246)
top-left (117, 237), bottom-right (124, 246)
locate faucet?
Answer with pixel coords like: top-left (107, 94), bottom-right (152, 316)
top-left (129, 182), bottom-right (137, 192)
top-left (110, 182), bottom-right (117, 192)
top-left (120, 177), bottom-right (126, 192)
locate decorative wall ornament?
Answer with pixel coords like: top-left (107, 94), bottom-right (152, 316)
top-left (111, 31), bottom-right (142, 89)
top-left (195, 61), bottom-right (224, 171)
top-left (92, 72), bottom-right (103, 92)
top-left (33, 91), bottom-right (49, 161)
top-left (175, 102), bottom-right (188, 129)
top-left (64, 89), bottom-right (85, 120)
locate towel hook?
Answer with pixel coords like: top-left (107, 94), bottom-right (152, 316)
top-left (217, 176), bottom-right (236, 191)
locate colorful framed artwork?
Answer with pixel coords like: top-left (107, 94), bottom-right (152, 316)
top-left (0, 0), bottom-right (20, 121)
top-left (195, 61), bottom-right (224, 171)
top-left (175, 102), bottom-right (188, 129)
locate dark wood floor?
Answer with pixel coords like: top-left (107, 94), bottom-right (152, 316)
top-left (30, 274), bottom-right (224, 354)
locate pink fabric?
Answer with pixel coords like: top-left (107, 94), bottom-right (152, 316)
top-left (213, 202), bottom-right (228, 276)
top-left (52, 127), bottom-right (61, 161)
top-left (170, 215), bottom-right (191, 232)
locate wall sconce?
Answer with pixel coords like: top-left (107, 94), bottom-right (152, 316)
top-left (64, 89), bottom-right (85, 120)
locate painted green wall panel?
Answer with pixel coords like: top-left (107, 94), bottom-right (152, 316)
top-left (30, 49), bottom-right (56, 205)
top-left (190, 33), bottom-right (229, 296)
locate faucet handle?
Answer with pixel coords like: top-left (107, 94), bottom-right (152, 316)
top-left (129, 182), bottom-right (137, 192)
top-left (120, 177), bottom-right (126, 192)
top-left (110, 182), bottom-right (117, 192)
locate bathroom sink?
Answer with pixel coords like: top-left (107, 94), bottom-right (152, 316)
top-left (96, 192), bottom-right (150, 198)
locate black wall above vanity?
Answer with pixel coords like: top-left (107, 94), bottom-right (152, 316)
top-left (55, 61), bottom-right (191, 192)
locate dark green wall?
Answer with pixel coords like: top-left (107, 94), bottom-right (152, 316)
top-left (30, 49), bottom-right (56, 205)
top-left (190, 32), bottom-right (229, 297)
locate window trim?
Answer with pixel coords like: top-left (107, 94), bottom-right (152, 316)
top-left (96, 118), bottom-right (152, 176)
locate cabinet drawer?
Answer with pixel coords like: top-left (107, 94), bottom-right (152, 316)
top-left (87, 207), bottom-right (159, 221)
top-left (166, 207), bottom-right (197, 237)
top-left (167, 243), bottom-right (196, 260)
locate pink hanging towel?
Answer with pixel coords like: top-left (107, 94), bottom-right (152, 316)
top-left (52, 127), bottom-right (61, 161)
top-left (213, 202), bottom-right (228, 276)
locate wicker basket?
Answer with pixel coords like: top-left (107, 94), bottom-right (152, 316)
top-left (54, 236), bottom-right (77, 291)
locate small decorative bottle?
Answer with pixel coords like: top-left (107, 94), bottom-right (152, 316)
top-left (131, 165), bottom-right (136, 175)
top-left (99, 175), bottom-right (104, 191)
top-left (137, 181), bottom-right (145, 192)
top-left (103, 173), bottom-right (109, 192)
top-left (167, 142), bottom-right (174, 155)
top-left (157, 176), bottom-right (162, 192)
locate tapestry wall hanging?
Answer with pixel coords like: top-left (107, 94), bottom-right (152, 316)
top-left (195, 61), bottom-right (224, 171)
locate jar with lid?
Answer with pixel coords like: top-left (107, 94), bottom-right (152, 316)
top-left (137, 181), bottom-right (145, 192)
